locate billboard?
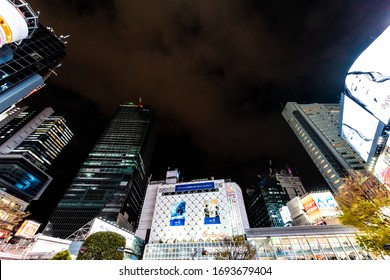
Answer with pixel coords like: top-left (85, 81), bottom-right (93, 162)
top-left (344, 25), bottom-right (390, 125)
top-left (169, 201), bottom-right (186, 226)
top-left (14, 220), bottom-right (41, 237)
top-left (301, 192), bottom-right (342, 223)
top-left (340, 94), bottom-right (382, 162)
top-left (374, 140), bottom-right (390, 187)
top-left (203, 198), bottom-right (220, 224)
top-left (279, 206), bottom-right (292, 224)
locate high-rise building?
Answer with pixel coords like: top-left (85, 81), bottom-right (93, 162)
top-left (282, 102), bottom-right (368, 193)
top-left (0, 105), bottom-right (73, 240)
top-left (246, 174), bottom-right (290, 228)
top-left (10, 114), bottom-right (73, 170)
top-left (0, 106), bottom-right (73, 170)
top-left (0, 0), bottom-right (67, 114)
top-left (275, 169), bottom-right (306, 200)
top-left (45, 103), bottom-right (157, 239)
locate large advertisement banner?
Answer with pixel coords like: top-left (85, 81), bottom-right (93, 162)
top-left (169, 201), bottom-right (186, 226)
top-left (14, 220), bottom-right (41, 237)
top-left (301, 195), bottom-right (321, 221)
top-left (341, 95), bottom-right (379, 162)
top-left (344, 25), bottom-right (390, 125)
top-left (203, 198), bottom-right (220, 224)
top-left (311, 192), bottom-right (342, 218)
top-left (301, 192), bottom-right (342, 223)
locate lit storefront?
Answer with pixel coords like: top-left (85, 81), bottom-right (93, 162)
top-left (247, 225), bottom-right (374, 260)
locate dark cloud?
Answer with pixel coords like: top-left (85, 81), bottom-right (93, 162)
top-left (24, 0), bottom-right (390, 191)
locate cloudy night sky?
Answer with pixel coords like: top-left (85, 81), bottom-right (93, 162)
top-left (23, 0), bottom-right (390, 224)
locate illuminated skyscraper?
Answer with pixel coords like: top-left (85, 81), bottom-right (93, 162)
top-left (0, 0), bottom-right (67, 114)
top-left (0, 105), bottom-right (73, 202)
top-left (282, 102), bottom-right (368, 193)
top-left (45, 103), bottom-right (157, 239)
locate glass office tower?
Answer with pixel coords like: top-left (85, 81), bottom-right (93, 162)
top-left (45, 103), bottom-right (157, 239)
top-left (246, 174), bottom-right (290, 228)
top-left (282, 102), bottom-right (368, 193)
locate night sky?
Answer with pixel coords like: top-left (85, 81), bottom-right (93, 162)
top-left (22, 0), bottom-right (390, 226)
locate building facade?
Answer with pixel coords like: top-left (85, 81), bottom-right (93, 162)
top-left (282, 102), bottom-right (368, 193)
top-left (0, 106), bottom-right (73, 170)
top-left (275, 169), bottom-right (306, 200)
top-left (0, 0), bottom-right (67, 114)
top-left (246, 225), bottom-right (374, 260)
top-left (139, 176), bottom-right (249, 260)
top-left (246, 174), bottom-right (290, 228)
top-left (45, 103), bottom-right (157, 239)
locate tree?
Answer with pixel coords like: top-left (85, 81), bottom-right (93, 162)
top-left (214, 235), bottom-right (257, 260)
top-left (334, 171), bottom-right (390, 257)
top-left (51, 250), bottom-right (72, 260)
top-left (76, 231), bottom-right (126, 260)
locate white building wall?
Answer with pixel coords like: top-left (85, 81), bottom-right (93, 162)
top-left (142, 179), bottom-right (247, 243)
top-left (135, 183), bottom-right (160, 240)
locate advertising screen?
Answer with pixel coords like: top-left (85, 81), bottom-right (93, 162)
top-left (310, 192), bottom-right (342, 218)
top-left (279, 206), bottom-right (292, 224)
top-left (301, 192), bottom-right (342, 223)
top-left (374, 140), bottom-right (390, 187)
top-left (344, 25), bottom-right (390, 125)
top-left (14, 220), bottom-right (41, 237)
top-left (341, 94), bottom-right (380, 162)
top-left (203, 198), bottom-right (220, 224)
top-left (170, 201), bottom-right (186, 226)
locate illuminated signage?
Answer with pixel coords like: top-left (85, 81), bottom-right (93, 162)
top-left (340, 94), bottom-right (381, 162)
top-left (203, 198), bottom-right (220, 224)
top-left (15, 220), bottom-right (41, 237)
top-left (170, 201), bottom-right (186, 226)
top-left (300, 192), bottom-right (342, 223)
top-left (279, 206), bottom-right (292, 224)
top-left (344, 25), bottom-right (390, 125)
top-left (175, 181), bottom-right (215, 192)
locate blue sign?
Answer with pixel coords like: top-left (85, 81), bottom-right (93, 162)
top-left (175, 182), bottom-right (215, 192)
top-left (204, 216), bottom-right (221, 224)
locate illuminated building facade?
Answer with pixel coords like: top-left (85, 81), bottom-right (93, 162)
top-left (282, 102), bottom-right (368, 193)
top-left (0, 188), bottom-right (28, 240)
top-left (246, 174), bottom-right (290, 228)
top-left (45, 103), bottom-right (157, 239)
top-left (0, 106), bottom-right (73, 170)
top-left (0, 0), bottom-right (67, 114)
top-left (246, 225), bottom-right (374, 260)
top-left (139, 175), bottom-right (249, 260)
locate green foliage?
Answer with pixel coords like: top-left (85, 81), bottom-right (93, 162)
top-left (76, 231), bottom-right (126, 260)
top-left (214, 235), bottom-right (257, 260)
top-left (335, 171), bottom-right (390, 257)
top-left (51, 250), bottom-right (72, 260)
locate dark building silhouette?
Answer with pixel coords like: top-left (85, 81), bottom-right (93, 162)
top-left (246, 171), bottom-right (290, 228)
